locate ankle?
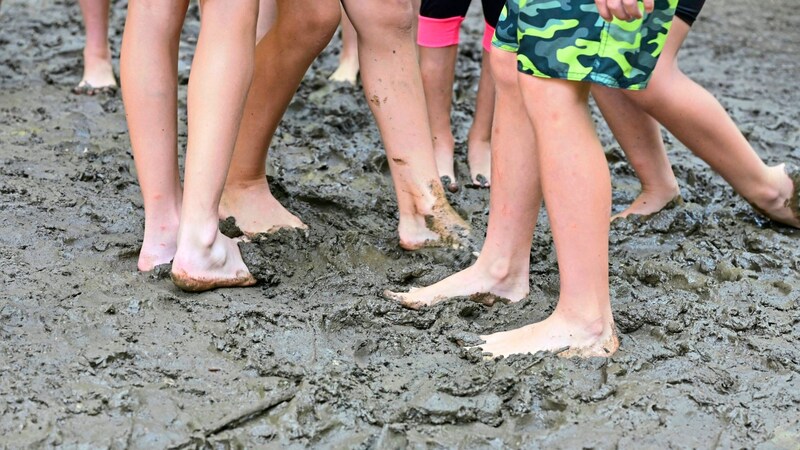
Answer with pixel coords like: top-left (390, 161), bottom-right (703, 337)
top-left (553, 303), bottom-right (612, 337)
top-left (177, 218), bottom-right (221, 251)
top-left (745, 165), bottom-right (790, 209)
top-left (224, 176), bottom-right (270, 192)
top-left (83, 45), bottom-right (112, 62)
top-left (432, 134), bottom-right (455, 153)
top-left (640, 180), bottom-right (680, 198)
top-left (476, 256), bottom-right (529, 288)
top-left (467, 131), bottom-right (490, 146)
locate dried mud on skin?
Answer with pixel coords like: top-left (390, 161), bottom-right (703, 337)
top-left (1, 1), bottom-right (800, 448)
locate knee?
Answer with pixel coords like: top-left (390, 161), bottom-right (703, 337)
top-left (628, 67), bottom-right (673, 110)
top-left (304, 2), bottom-right (341, 41)
top-left (278, 2), bottom-right (340, 47)
top-left (354, 0), bottom-right (415, 38)
top-left (490, 51), bottom-right (519, 93)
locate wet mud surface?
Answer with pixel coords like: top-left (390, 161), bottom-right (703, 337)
top-left (2, 1), bottom-right (800, 448)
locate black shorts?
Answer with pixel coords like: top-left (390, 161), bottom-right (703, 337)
top-left (675, 0), bottom-right (705, 26)
top-left (420, 0), bottom-right (506, 28)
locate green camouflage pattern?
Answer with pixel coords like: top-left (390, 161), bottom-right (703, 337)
top-left (493, 0), bottom-right (678, 90)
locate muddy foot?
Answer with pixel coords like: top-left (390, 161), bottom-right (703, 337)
top-left (476, 313), bottom-right (619, 359)
top-left (73, 50), bottom-right (117, 96)
top-left (611, 190), bottom-right (683, 221)
top-left (467, 137), bottom-right (491, 188)
top-left (138, 222), bottom-right (179, 272)
top-left (382, 263), bottom-right (527, 310)
top-left (170, 231), bottom-right (256, 293)
top-left (220, 182), bottom-right (307, 237)
top-left (328, 57), bottom-right (359, 85)
top-left (398, 181), bottom-right (471, 250)
top-left (747, 163), bottom-right (800, 229)
top-left (433, 140), bottom-right (458, 193)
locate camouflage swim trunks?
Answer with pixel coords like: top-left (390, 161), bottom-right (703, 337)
top-left (493, 0), bottom-right (678, 90)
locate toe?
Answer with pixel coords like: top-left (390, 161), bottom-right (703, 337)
top-left (382, 289), bottom-right (419, 309)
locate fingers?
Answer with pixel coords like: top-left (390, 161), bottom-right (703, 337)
top-left (643, 0), bottom-right (655, 14)
top-left (596, 0), bottom-right (644, 22)
top-left (595, 0), bottom-right (612, 21)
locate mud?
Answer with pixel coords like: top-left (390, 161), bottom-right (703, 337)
top-left (1, 0), bottom-right (799, 448)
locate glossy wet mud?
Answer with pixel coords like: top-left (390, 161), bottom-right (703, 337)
top-left (1, 1), bottom-right (799, 447)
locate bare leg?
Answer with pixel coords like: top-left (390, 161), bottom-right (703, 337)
top-left (221, 0), bottom-right (340, 236)
top-left (467, 49), bottom-right (495, 187)
top-left (256, 0), bottom-right (277, 43)
top-left (592, 85), bottom-right (680, 218)
top-left (419, 44), bottom-right (459, 192)
top-left (120, 0), bottom-right (189, 271)
top-left (620, 19), bottom-right (800, 227)
top-left (75, 0), bottom-right (117, 94)
top-left (479, 76), bottom-right (618, 359)
top-left (170, 0), bottom-right (258, 292)
top-left (384, 49), bottom-right (535, 309)
top-left (328, 6), bottom-right (360, 84)
top-left (344, 0), bottom-right (470, 250)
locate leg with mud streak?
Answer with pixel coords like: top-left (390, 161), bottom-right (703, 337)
top-left (384, 48), bottom-right (536, 309)
top-left (591, 86), bottom-right (680, 219)
top-left (329, 6), bottom-right (360, 85)
top-left (221, 0), bottom-right (341, 236)
top-left (120, 0), bottom-right (189, 271)
top-left (479, 77), bottom-right (618, 359)
top-left (419, 44), bottom-right (459, 192)
top-left (170, 0), bottom-right (258, 292)
top-left (467, 49), bottom-right (495, 187)
top-left (343, 0), bottom-right (471, 250)
top-left (75, 0), bottom-right (117, 95)
top-left (601, 19), bottom-right (799, 227)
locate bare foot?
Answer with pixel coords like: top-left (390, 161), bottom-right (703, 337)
top-left (433, 137), bottom-right (458, 193)
top-left (467, 136), bottom-right (491, 188)
top-left (328, 56), bottom-right (359, 85)
top-left (383, 261), bottom-right (529, 310)
top-left (746, 164), bottom-right (800, 229)
top-left (611, 184), bottom-right (681, 221)
top-left (170, 231), bottom-right (256, 292)
top-left (73, 48), bottom-right (118, 96)
top-left (138, 222), bottom-right (178, 272)
top-left (398, 181), bottom-right (471, 250)
top-left (477, 311), bottom-right (619, 359)
top-left (220, 181), bottom-right (307, 237)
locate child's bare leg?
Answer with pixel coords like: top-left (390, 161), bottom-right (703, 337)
top-left (624, 19), bottom-right (799, 227)
top-left (328, 6), bottom-right (360, 85)
top-left (467, 49), bottom-right (495, 187)
top-left (479, 77), bottom-right (617, 358)
top-left (256, 0), bottom-right (276, 43)
top-left (171, 0), bottom-right (258, 292)
top-left (221, 0), bottom-right (340, 236)
top-left (120, 0), bottom-right (189, 271)
top-left (385, 48), bottom-right (536, 309)
top-left (344, 0), bottom-right (470, 250)
top-left (75, 0), bottom-right (117, 94)
top-left (419, 44), bottom-right (459, 192)
top-left (592, 86), bottom-right (680, 218)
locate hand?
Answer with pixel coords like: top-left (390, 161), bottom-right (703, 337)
top-left (595, 0), bottom-right (655, 22)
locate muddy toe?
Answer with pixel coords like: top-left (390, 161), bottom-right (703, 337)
top-left (382, 289), bottom-right (422, 310)
top-left (72, 81), bottom-right (118, 96)
top-left (440, 175), bottom-right (459, 193)
top-left (468, 292), bottom-right (510, 306)
top-left (170, 270), bottom-right (257, 293)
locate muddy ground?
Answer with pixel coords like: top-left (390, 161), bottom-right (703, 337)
top-left (1, 0), bottom-right (799, 448)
